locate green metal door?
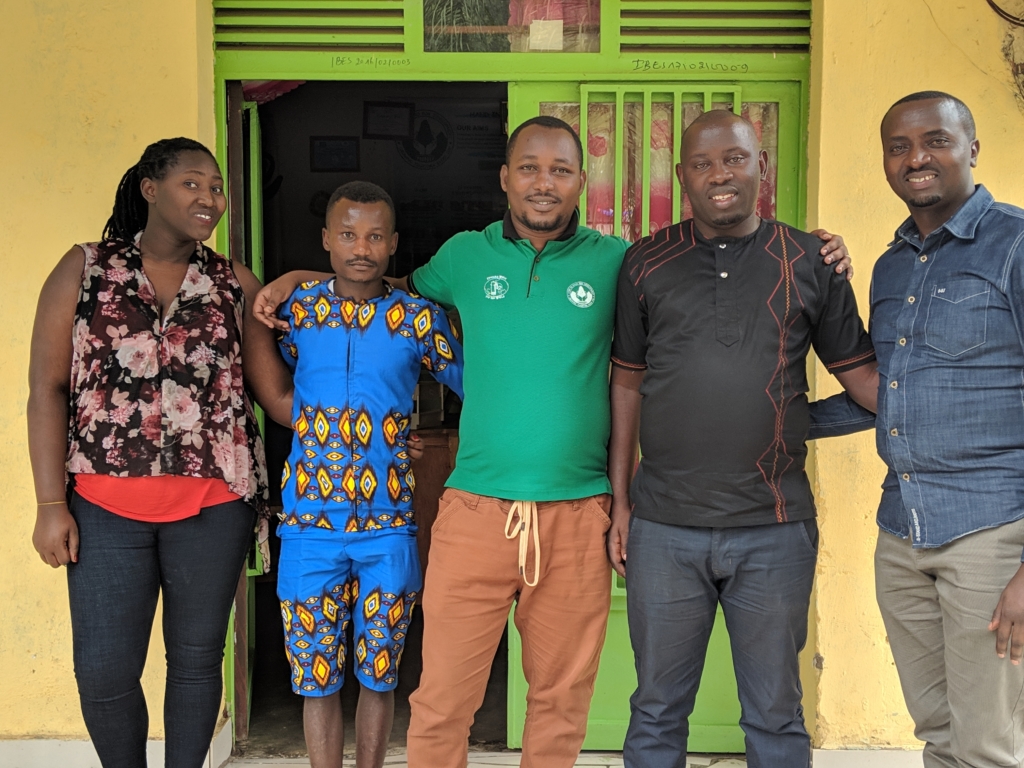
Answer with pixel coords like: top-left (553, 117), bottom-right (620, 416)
top-left (505, 80), bottom-right (805, 752)
top-left (223, 97), bottom-right (266, 743)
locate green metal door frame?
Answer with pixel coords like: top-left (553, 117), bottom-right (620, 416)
top-left (222, 99), bottom-right (265, 738)
top-left (213, 0), bottom-right (813, 82)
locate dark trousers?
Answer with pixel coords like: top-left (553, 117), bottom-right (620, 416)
top-left (623, 516), bottom-right (818, 768)
top-left (67, 493), bottom-right (255, 768)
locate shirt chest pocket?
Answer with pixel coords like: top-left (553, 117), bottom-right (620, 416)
top-left (924, 278), bottom-right (990, 357)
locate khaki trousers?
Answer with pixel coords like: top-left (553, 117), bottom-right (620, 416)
top-left (407, 488), bottom-right (613, 768)
top-left (875, 519), bottom-right (1024, 768)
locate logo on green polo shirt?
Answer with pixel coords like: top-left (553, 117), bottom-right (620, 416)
top-left (484, 275), bottom-right (509, 300)
top-left (567, 281), bottom-right (595, 308)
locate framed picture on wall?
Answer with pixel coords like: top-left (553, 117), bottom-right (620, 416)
top-left (309, 136), bottom-right (360, 172)
top-left (363, 101), bottom-right (416, 140)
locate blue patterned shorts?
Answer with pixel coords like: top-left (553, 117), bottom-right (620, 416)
top-left (277, 527), bottom-right (421, 696)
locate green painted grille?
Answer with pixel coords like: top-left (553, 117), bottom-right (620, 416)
top-left (214, 0), bottom-right (406, 52)
top-left (619, 0), bottom-right (811, 53)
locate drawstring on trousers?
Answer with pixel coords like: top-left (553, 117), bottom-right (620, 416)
top-left (504, 500), bottom-right (540, 587)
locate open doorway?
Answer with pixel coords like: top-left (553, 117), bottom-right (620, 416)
top-left (240, 80), bottom-right (510, 759)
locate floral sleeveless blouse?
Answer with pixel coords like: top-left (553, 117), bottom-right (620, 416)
top-left (67, 234), bottom-right (270, 521)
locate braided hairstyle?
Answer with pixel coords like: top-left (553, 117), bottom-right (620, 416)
top-left (102, 137), bottom-right (217, 243)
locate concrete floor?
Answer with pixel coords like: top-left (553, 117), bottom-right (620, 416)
top-left (227, 754), bottom-right (747, 767)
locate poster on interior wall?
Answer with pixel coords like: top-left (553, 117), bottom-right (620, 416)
top-left (363, 101), bottom-right (416, 140)
top-left (309, 136), bottom-right (360, 172)
top-left (451, 102), bottom-right (506, 171)
top-left (391, 99), bottom-right (508, 272)
top-left (397, 110), bottom-right (455, 170)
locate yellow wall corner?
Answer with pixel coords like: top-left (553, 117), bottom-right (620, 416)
top-left (0, 0), bottom-right (216, 738)
top-left (807, 0), bottom-right (1024, 749)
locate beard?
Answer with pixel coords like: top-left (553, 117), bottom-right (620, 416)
top-left (513, 207), bottom-right (569, 233)
top-left (709, 209), bottom-right (753, 228)
top-left (908, 194), bottom-right (942, 208)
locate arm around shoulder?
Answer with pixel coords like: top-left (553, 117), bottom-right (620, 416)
top-left (253, 269), bottom-right (332, 331)
top-left (235, 262), bottom-right (295, 427)
top-left (406, 237), bottom-right (459, 307)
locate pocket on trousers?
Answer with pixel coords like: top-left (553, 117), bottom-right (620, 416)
top-left (924, 278), bottom-right (990, 357)
top-left (798, 518), bottom-right (819, 554)
top-left (585, 494), bottom-right (612, 532)
top-left (432, 489), bottom-right (470, 533)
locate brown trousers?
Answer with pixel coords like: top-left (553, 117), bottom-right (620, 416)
top-left (407, 488), bottom-right (613, 768)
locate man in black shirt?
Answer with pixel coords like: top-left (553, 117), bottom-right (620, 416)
top-left (608, 110), bottom-right (878, 768)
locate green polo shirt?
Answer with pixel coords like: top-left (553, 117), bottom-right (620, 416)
top-left (410, 212), bottom-right (628, 501)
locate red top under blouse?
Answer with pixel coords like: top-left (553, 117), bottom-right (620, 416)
top-left (74, 474), bottom-right (241, 523)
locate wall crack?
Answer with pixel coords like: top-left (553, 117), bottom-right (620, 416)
top-left (920, 0), bottom-right (1016, 100)
top-left (995, 1), bottom-right (1024, 111)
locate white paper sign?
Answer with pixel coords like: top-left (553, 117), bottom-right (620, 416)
top-left (529, 19), bottom-right (564, 51)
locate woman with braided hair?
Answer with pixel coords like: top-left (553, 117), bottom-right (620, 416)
top-left (27, 138), bottom-right (294, 767)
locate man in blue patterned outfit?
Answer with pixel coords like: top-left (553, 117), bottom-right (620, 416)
top-left (274, 181), bottom-right (463, 768)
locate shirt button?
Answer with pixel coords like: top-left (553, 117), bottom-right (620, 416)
top-left (890, 380), bottom-right (898, 389)
top-left (533, 275), bottom-right (540, 282)
top-left (919, 254), bottom-right (928, 262)
top-left (719, 243), bottom-right (727, 249)
top-left (720, 272), bottom-right (729, 278)
top-left (899, 337), bottom-right (907, 346)
top-left (902, 473), bottom-right (911, 481)
top-left (890, 428), bottom-right (898, 436)
top-left (908, 296), bottom-right (916, 304)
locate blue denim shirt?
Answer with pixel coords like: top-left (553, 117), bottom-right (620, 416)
top-left (810, 186), bottom-right (1024, 558)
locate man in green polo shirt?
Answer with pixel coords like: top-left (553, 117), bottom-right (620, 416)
top-left (406, 143), bottom-right (624, 502)
top-left (254, 116), bottom-right (852, 768)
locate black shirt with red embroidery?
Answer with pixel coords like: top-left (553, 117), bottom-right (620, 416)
top-left (613, 218), bottom-right (875, 528)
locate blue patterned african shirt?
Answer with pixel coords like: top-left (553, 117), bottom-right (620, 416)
top-left (278, 280), bottom-right (463, 534)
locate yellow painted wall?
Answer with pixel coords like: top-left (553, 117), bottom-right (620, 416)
top-left (0, 0), bottom-right (215, 738)
top-left (807, 0), bottom-right (1024, 749)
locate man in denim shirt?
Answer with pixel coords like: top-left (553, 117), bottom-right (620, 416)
top-left (811, 91), bottom-right (1024, 767)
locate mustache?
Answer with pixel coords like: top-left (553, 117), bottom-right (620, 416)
top-left (526, 195), bottom-right (562, 204)
top-left (905, 167), bottom-right (940, 179)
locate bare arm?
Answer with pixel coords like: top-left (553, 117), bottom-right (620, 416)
top-left (607, 364), bottom-right (644, 578)
top-left (28, 246), bottom-right (85, 567)
top-left (253, 270), bottom-right (332, 331)
top-left (384, 275), bottom-right (411, 293)
top-left (834, 360), bottom-right (879, 413)
top-left (235, 262), bottom-right (295, 427)
top-left (253, 271), bottom-right (417, 331)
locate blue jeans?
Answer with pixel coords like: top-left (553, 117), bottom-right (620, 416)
top-left (66, 493), bottom-right (255, 768)
top-left (623, 516), bottom-right (818, 768)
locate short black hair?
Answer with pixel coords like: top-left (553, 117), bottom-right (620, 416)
top-left (886, 91), bottom-right (977, 139)
top-left (505, 115), bottom-right (584, 169)
top-left (325, 181), bottom-right (397, 231)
